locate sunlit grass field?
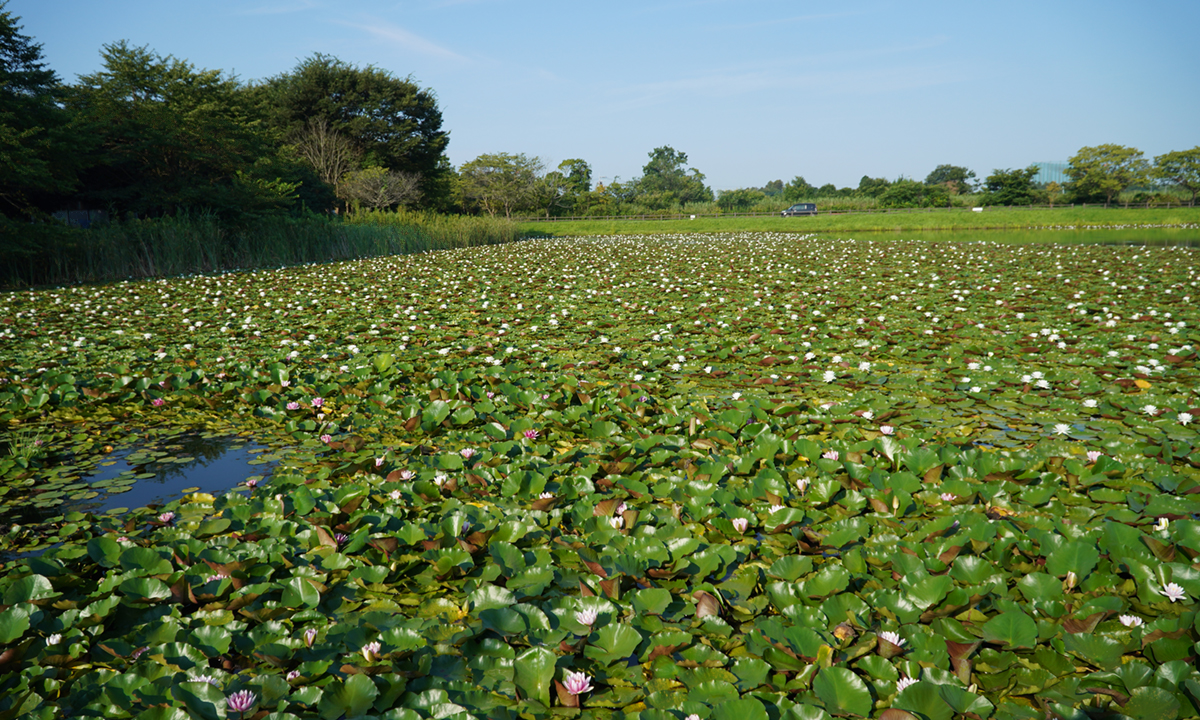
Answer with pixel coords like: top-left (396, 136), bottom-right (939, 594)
top-left (519, 206), bottom-right (1200, 237)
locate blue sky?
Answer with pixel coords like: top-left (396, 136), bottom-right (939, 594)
top-left (11, 0), bottom-right (1198, 192)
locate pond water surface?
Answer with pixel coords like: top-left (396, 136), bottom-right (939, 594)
top-left (5, 432), bottom-right (283, 524)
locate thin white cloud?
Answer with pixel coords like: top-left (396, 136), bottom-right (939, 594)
top-left (235, 0), bottom-right (321, 16)
top-left (334, 19), bottom-right (468, 62)
top-left (716, 10), bottom-right (865, 31)
top-left (604, 59), bottom-right (962, 112)
top-left (430, 0), bottom-right (498, 7)
top-left (631, 0), bottom-right (730, 14)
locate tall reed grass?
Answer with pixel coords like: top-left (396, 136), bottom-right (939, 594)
top-left (345, 208), bottom-right (523, 247)
top-left (0, 211), bottom-right (522, 288)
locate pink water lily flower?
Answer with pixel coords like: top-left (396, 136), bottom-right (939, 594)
top-left (226, 690), bottom-right (256, 714)
top-left (563, 671), bottom-right (594, 696)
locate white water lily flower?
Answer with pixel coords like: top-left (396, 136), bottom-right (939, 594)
top-left (879, 630), bottom-right (905, 647)
top-left (575, 609), bottom-right (597, 626)
top-left (1160, 583), bottom-right (1187, 602)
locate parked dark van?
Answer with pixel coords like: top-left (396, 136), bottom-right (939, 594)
top-left (781, 203), bottom-right (817, 216)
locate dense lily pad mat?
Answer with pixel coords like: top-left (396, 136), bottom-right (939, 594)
top-left (1, 232), bottom-right (1199, 719)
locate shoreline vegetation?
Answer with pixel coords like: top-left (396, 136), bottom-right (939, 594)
top-left (4, 205), bottom-right (1199, 289)
top-left (518, 206), bottom-right (1200, 237)
top-left (0, 211), bottom-right (523, 288)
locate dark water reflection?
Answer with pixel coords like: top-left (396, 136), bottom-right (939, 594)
top-left (4, 433), bottom-right (280, 525)
top-left (64, 434), bottom-right (279, 515)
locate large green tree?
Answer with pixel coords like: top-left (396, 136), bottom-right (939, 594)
top-left (0, 2), bottom-right (80, 220)
top-left (980, 166), bottom-right (1040, 206)
top-left (459, 152), bottom-right (543, 218)
top-left (257, 54), bottom-right (450, 208)
top-left (878, 178), bottom-right (948, 208)
top-left (781, 176), bottom-right (813, 202)
top-left (634, 146), bottom-right (712, 207)
top-left (537, 158), bottom-right (592, 216)
top-left (857, 175), bottom-right (890, 197)
top-left (924, 164), bottom-right (977, 194)
top-left (1153, 147), bottom-right (1200, 205)
top-left (68, 41), bottom-right (297, 219)
top-left (717, 188), bottom-right (766, 211)
top-left (1065, 144), bottom-right (1150, 205)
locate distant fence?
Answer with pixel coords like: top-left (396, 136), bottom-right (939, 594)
top-left (515, 201), bottom-right (1196, 223)
top-left (51, 209), bottom-right (109, 229)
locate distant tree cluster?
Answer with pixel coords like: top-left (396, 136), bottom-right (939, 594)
top-left (706, 146), bottom-right (1198, 214)
top-left (456, 146), bottom-right (715, 218)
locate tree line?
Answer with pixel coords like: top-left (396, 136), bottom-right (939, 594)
top-left (1, 3), bottom-right (452, 241)
top-left (462, 146), bottom-right (1199, 219)
top-left (4, 0), bottom-right (1197, 242)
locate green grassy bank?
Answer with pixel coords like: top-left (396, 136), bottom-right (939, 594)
top-left (518, 206), bottom-right (1200, 237)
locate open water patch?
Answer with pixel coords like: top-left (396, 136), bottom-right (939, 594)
top-left (2, 430), bottom-right (285, 524)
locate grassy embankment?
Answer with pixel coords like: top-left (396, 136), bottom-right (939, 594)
top-left (518, 206), bottom-right (1200, 237)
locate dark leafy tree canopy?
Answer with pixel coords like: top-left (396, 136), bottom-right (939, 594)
top-left (716, 187), bottom-right (766, 211)
top-left (857, 175), bottom-right (890, 197)
top-left (1153, 147), bottom-right (1200, 204)
top-left (781, 176), bottom-right (813, 202)
top-left (878, 178), bottom-right (949, 208)
top-left (557, 159), bottom-right (592, 195)
top-left (980, 166), bottom-right (1040, 206)
top-left (258, 54), bottom-right (450, 208)
top-left (0, 1), bottom-right (80, 218)
top-left (1065, 144), bottom-right (1150, 205)
top-left (0, 1), bottom-right (56, 98)
top-left (635, 146), bottom-right (713, 206)
top-left (67, 41), bottom-right (294, 219)
top-left (924, 164), bottom-right (977, 193)
top-left (459, 152), bottom-right (543, 218)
